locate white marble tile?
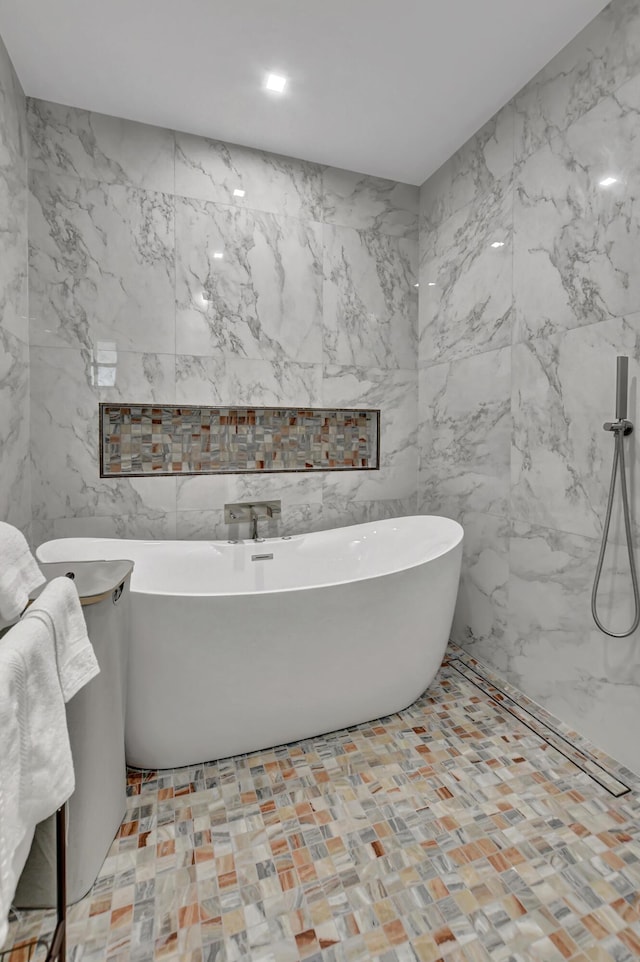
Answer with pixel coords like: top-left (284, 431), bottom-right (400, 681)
top-left (320, 497), bottom-right (417, 532)
top-left (323, 224), bottom-right (417, 370)
top-left (321, 460), bottom-right (417, 506)
top-left (27, 99), bottom-right (175, 193)
top-left (174, 509), bottom-right (226, 541)
top-left (511, 315), bottom-right (640, 541)
top-left (50, 512), bottom-right (177, 541)
top-left (175, 132), bottom-right (323, 221)
top-left (175, 197), bottom-right (323, 362)
top-left (323, 363), bottom-right (415, 449)
top-left (418, 348), bottom-right (510, 518)
top-left (175, 355), bottom-right (322, 408)
top-left (29, 171), bottom-right (175, 353)
top-left (419, 180), bottom-right (513, 365)
top-left (436, 510), bottom-right (510, 668)
top-left (323, 167), bottom-right (418, 237)
top-left (507, 520), bottom-right (640, 773)
top-left (514, 73), bottom-right (640, 342)
top-left (176, 472), bottom-right (323, 513)
top-left (30, 347), bottom-right (177, 521)
top-left (513, 0), bottom-right (640, 165)
top-left (420, 101), bottom-right (514, 233)
top-left (0, 42), bottom-right (28, 346)
top-left (0, 330), bottom-right (30, 532)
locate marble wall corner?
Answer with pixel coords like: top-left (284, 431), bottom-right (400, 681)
top-left (174, 131), bottom-right (323, 222)
top-left (446, 511), bottom-right (510, 670)
top-left (418, 347), bottom-right (511, 520)
top-left (322, 167), bottom-right (419, 238)
top-left (0, 39), bottom-right (28, 347)
top-left (419, 101), bottom-right (515, 235)
top-left (419, 178), bottom-right (513, 366)
top-left (0, 330), bottom-right (30, 533)
top-left (0, 35), bottom-right (30, 534)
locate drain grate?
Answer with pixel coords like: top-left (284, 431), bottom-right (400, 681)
top-left (449, 658), bottom-right (631, 798)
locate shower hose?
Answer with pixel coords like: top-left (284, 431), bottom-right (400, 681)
top-left (591, 421), bottom-right (640, 637)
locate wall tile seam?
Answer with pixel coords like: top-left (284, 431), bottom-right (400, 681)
top-left (420, 53), bottom-right (640, 247)
top-left (26, 109), bottom-right (419, 234)
top-left (506, 510), bottom-right (635, 547)
top-left (418, 180), bottom-right (515, 274)
top-left (27, 167), bottom-right (418, 251)
top-left (417, 339), bottom-right (514, 369)
top-left (512, 59), bottom-right (640, 171)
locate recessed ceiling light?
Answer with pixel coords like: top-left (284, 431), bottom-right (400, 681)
top-left (491, 241), bottom-right (505, 248)
top-left (599, 176), bottom-right (618, 187)
top-left (427, 282), bottom-right (436, 287)
top-left (233, 188), bottom-right (246, 198)
top-left (265, 73), bottom-right (287, 93)
top-left (413, 283), bottom-right (419, 288)
top-left (212, 251), bottom-right (224, 259)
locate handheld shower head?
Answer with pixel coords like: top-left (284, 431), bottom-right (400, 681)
top-left (616, 355), bottom-right (629, 421)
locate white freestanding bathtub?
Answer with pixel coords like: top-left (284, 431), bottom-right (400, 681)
top-left (37, 516), bottom-right (463, 769)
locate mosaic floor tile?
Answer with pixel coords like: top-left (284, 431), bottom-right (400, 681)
top-left (3, 646), bottom-right (640, 962)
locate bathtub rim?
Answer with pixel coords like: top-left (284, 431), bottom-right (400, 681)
top-left (36, 515), bottom-right (464, 600)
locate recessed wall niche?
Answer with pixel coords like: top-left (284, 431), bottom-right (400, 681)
top-left (99, 404), bottom-right (380, 477)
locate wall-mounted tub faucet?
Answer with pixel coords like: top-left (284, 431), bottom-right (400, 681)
top-left (224, 500), bottom-right (282, 542)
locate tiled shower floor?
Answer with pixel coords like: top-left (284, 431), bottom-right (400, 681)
top-left (6, 649), bottom-right (640, 962)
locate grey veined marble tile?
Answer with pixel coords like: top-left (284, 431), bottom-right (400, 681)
top-left (0, 330), bottom-right (30, 533)
top-left (322, 167), bottom-right (418, 238)
top-left (443, 511), bottom-right (509, 667)
top-left (322, 365), bottom-right (417, 469)
top-left (322, 224), bottom-right (417, 370)
top-left (507, 520), bottom-right (640, 769)
top-left (29, 171), bottom-right (175, 353)
top-left (175, 196), bottom-right (323, 363)
top-left (511, 314), bottom-right (640, 542)
top-left (419, 178), bottom-right (513, 365)
top-left (175, 131), bottom-right (323, 222)
top-left (418, 347), bottom-right (510, 520)
top-left (513, 0), bottom-right (640, 165)
top-left (420, 101), bottom-right (514, 234)
top-left (27, 99), bottom-right (175, 193)
top-left (30, 346), bottom-right (177, 522)
top-left (175, 355), bottom-right (322, 407)
top-left (0, 38), bottom-right (28, 345)
top-left (514, 71), bottom-right (640, 342)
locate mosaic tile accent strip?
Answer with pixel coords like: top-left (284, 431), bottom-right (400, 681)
top-left (5, 646), bottom-right (640, 962)
top-left (99, 405), bottom-right (380, 477)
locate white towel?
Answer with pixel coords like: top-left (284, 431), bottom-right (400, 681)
top-left (24, 578), bottom-right (100, 703)
top-left (0, 617), bottom-right (74, 946)
top-left (0, 523), bottom-right (45, 623)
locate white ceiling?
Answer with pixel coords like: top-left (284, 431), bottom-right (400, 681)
top-left (0, 0), bottom-right (608, 185)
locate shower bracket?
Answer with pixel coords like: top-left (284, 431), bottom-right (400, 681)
top-left (603, 418), bottom-right (633, 435)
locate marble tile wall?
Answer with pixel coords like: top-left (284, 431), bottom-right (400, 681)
top-left (0, 36), bottom-right (30, 537)
top-left (27, 99), bottom-right (419, 542)
top-left (418, 0), bottom-right (640, 773)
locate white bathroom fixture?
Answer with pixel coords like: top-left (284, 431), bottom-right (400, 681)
top-left (37, 516), bottom-right (463, 769)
